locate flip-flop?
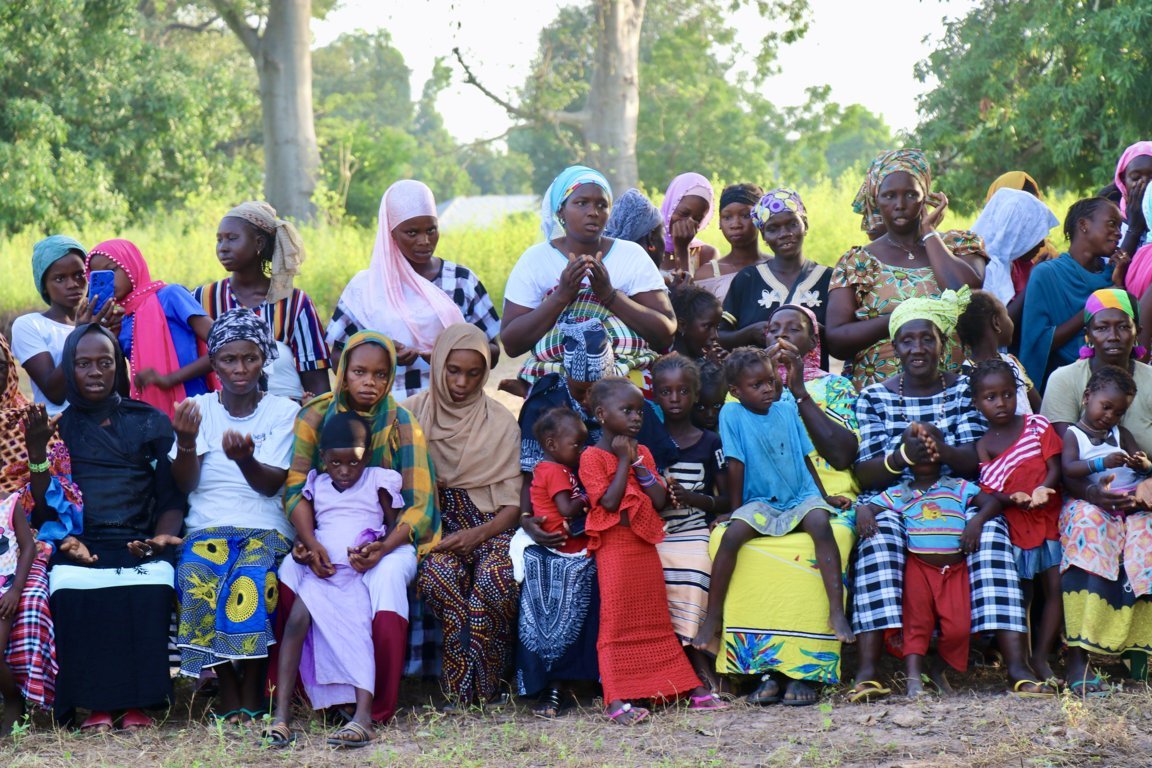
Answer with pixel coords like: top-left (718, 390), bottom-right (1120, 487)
top-left (120, 709), bottom-right (154, 731)
top-left (747, 677), bottom-right (781, 706)
top-left (847, 680), bottom-right (892, 703)
top-left (1011, 679), bottom-right (1058, 698)
top-left (782, 681), bottom-right (820, 707)
top-left (605, 702), bottom-right (649, 726)
top-left (327, 720), bottom-right (374, 749)
top-left (688, 693), bottom-right (729, 711)
top-left (80, 711), bottom-right (114, 733)
top-left (262, 722), bottom-right (296, 749)
top-left (1068, 676), bottom-right (1111, 699)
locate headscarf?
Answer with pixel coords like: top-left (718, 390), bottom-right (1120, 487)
top-left (984, 171), bottom-right (1043, 203)
top-left (1084, 288), bottom-right (1139, 326)
top-left (1114, 141), bottom-right (1152, 214)
top-left (403, 324), bottom-right (521, 514)
top-left (222, 201), bottom-right (305, 303)
top-left (751, 188), bottom-right (807, 234)
top-left (337, 180), bottom-right (465, 354)
top-left (889, 286), bottom-right (972, 339)
top-left (852, 149), bottom-right (932, 232)
top-left (286, 331), bottom-right (441, 556)
top-left (60, 324), bottom-right (132, 418)
top-left (971, 188), bottom-right (1059, 304)
top-left (540, 165), bottom-right (613, 242)
top-left (773, 304), bottom-right (825, 382)
top-left (86, 239), bottom-right (187, 417)
top-left (32, 235), bottom-right (86, 305)
top-left (206, 307), bottom-right (278, 361)
top-left (660, 172), bottom-right (715, 253)
top-left (0, 334), bottom-right (84, 550)
top-left (718, 184), bottom-right (763, 211)
top-left (558, 318), bottom-right (615, 383)
top-left (603, 188), bottom-right (661, 243)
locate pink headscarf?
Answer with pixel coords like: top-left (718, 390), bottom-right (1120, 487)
top-left (660, 172), bottom-right (714, 254)
top-left (342, 180), bottom-right (465, 353)
top-left (86, 239), bottom-right (187, 417)
top-left (1114, 141), bottom-right (1152, 214)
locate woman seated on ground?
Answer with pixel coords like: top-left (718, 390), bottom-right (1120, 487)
top-left (849, 291), bottom-right (1052, 701)
top-left (169, 309), bottom-right (299, 724)
top-left (10, 236), bottom-right (119, 417)
top-left (1041, 289), bottom-right (1152, 454)
top-left (501, 166), bottom-right (675, 390)
top-left (407, 325), bottom-right (523, 709)
top-left (692, 184), bottom-right (765, 302)
top-left (50, 324), bottom-right (185, 732)
top-left (328, 180), bottom-right (501, 399)
top-left (718, 189), bottom-right (832, 369)
top-left (85, 239), bottom-right (214, 418)
top-left (1019, 198), bottom-right (1129, 389)
top-left (280, 331), bottom-right (439, 724)
top-left (196, 201), bottom-right (332, 400)
top-left (825, 150), bottom-right (981, 391)
top-left (0, 335), bottom-right (83, 730)
top-left (660, 172), bottom-right (718, 279)
top-left (603, 188), bottom-right (664, 271)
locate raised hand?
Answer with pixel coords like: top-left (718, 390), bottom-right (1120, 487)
top-left (221, 430), bottom-right (255, 464)
top-left (921, 191), bottom-right (949, 233)
top-left (23, 403), bottom-right (58, 457)
top-left (172, 399), bottom-right (202, 447)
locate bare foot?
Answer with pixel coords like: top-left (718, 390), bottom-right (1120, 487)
top-left (829, 611), bottom-right (856, 644)
top-left (1030, 654), bottom-right (1059, 683)
top-left (928, 666), bottom-right (954, 696)
top-left (905, 675), bottom-right (928, 699)
top-left (783, 679), bottom-right (819, 705)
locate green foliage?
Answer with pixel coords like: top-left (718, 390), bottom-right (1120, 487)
top-left (914, 0), bottom-right (1152, 209)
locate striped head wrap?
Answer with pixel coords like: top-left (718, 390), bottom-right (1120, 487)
top-left (852, 149), bottom-right (932, 232)
top-left (751, 188), bottom-right (807, 234)
top-left (222, 201), bottom-right (305, 304)
top-left (1084, 288), bottom-right (1139, 325)
top-left (207, 307), bottom-right (278, 361)
top-left (889, 286), bottom-right (972, 339)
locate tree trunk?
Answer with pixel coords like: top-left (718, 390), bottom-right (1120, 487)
top-left (255, 0), bottom-right (319, 221)
top-left (584, 0), bottom-right (644, 193)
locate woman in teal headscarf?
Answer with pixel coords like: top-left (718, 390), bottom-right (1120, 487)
top-left (500, 165), bottom-right (676, 390)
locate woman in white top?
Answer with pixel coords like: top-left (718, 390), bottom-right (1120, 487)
top-left (501, 165), bottom-right (675, 388)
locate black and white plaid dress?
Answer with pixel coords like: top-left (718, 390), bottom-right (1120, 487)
top-left (851, 376), bottom-right (1027, 634)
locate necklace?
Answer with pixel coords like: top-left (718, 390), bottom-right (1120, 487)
top-left (898, 372), bottom-right (948, 423)
top-left (885, 234), bottom-right (919, 262)
top-left (1074, 418), bottom-right (1112, 443)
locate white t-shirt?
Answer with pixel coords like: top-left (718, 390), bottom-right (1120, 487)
top-left (502, 239), bottom-right (667, 309)
top-left (168, 392), bottom-right (300, 539)
top-left (9, 313), bottom-right (74, 416)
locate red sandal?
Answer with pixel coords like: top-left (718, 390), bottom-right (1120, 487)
top-left (120, 709), bottom-right (154, 731)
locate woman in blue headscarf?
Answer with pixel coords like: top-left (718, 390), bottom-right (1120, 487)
top-left (500, 166), bottom-right (676, 390)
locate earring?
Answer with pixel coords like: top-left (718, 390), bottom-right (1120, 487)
top-left (559, 217), bottom-right (566, 227)
top-left (1079, 343), bottom-right (1095, 359)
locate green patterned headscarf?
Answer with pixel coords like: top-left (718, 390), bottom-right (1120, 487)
top-left (889, 286), bottom-right (972, 339)
top-left (852, 149), bottom-right (932, 232)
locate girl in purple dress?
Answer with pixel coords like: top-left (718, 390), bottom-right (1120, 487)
top-left (268, 412), bottom-right (405, 749)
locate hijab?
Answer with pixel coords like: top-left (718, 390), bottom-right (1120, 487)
top-left (603, 188), bottom-right (661, 243)
top-left (403, 324), bottom-right (521, 513)
top-left (222, 201), bottom-right (305, 303)
top-left (660, 172), bottom-right (714, 253)
top-left (32, 235), bottom-right (86, 304)
top-left (86, 239), bottom-right (187, 416)
top-left (338, 181), bottom-right (465, 354)
top-left (971, 188), bottom-right (1059, 304)
top-left (1114, 141), bottom-right (1152, 214)
top-left (852, 149), bottom-right (932, 232)
top-left (540, 165), bottom-right (613, 242)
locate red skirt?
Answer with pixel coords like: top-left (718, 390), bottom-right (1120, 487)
top-left (595, 525), bottom-right (700, 702)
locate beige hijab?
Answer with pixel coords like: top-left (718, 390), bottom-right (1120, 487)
top-left (403, 324), bottom-right (521, 513)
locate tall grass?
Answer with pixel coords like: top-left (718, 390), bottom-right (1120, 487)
top-left (0, 177), bottom-right (1076, 323)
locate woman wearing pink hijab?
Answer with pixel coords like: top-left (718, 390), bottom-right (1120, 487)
top-left (660, 172), bottom-right (719, 278)
top-left (327, 180), bottom-right (502, 399)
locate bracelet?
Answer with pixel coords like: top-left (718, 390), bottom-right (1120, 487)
top-left (638, 472), bottom-right (659, 488)
top-left (177, 443), bottom-right (197, 454)
top-left (899, 444), bottom-right (913, 466)
top-left (921, 231), bottom-right (943, 244)
top-left (603, 288), bottom-right (620, 309)
top-left (794, 392), bottom-right (811, 405)
top-left (632, 458), bottom-right (646, 468)
top-left (27, 459), bottom-right (50, 474)
top-left (1089, 457), bottom-right (1106, 474)
top-left (883, 453), bottom-right (900, 475)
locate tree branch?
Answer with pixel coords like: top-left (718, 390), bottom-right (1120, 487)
top-left (165, 16), bottom-right (221, 35)
top-left (208, 0), bottom-right (261, 59)
top-left (452, 47), bottom-right (588, 129)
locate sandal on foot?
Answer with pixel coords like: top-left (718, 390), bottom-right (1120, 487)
top-left (533, 688), bottom-right (564, 720)
top-left (262, 722), bottom-right (296, 749)
top-left (1068, 676), bottom-right (1111, 699)
top-left (1011, 679), bottom-right (1058, 698)
top-left (847, 680), bottom-right (892, 703)
top-left (120, 709), bottom-right (154, 731)
top-left (327, 721), bottom-right (374, 749)
top-left (747, 677), bottom-right (781, 706)
top-left (782, 680), bottom-right (820, 707)
top-left (80, 711), bottom-right (114, 733)
top-left (240, 708), bottom-right (268, 723)
top-left (605, 702), bottom-right (649, 726)
top-left (688, 693), bottom-right (729, 711)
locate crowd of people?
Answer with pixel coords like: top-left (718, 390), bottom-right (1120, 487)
top-left (3, 144), bottom-right (1152, 746)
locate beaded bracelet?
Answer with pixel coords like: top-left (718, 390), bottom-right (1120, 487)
top-left (27, 459), bottom-right (50, 474)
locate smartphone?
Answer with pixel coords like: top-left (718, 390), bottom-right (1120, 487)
top-left (88, 270), bottom-right (116, 314)
top-left (567, 515), bottom-right (587, 537)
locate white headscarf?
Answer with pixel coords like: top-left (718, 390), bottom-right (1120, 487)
top-left (971, 188), bottom-right (1058, 304)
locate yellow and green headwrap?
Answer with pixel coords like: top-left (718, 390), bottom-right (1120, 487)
top-left (1084, 288), bottom-right (1139, 326)
top-left (889, 286), bottom-right (972, 339)
top-left (852, 149), bottom-right (932, 232)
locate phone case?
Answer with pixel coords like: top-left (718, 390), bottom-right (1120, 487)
top-left (88, 270), bottom-right (116, 313)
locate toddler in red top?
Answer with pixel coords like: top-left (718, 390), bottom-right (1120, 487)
top-left (530, 407), bottom-right (590, 554)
